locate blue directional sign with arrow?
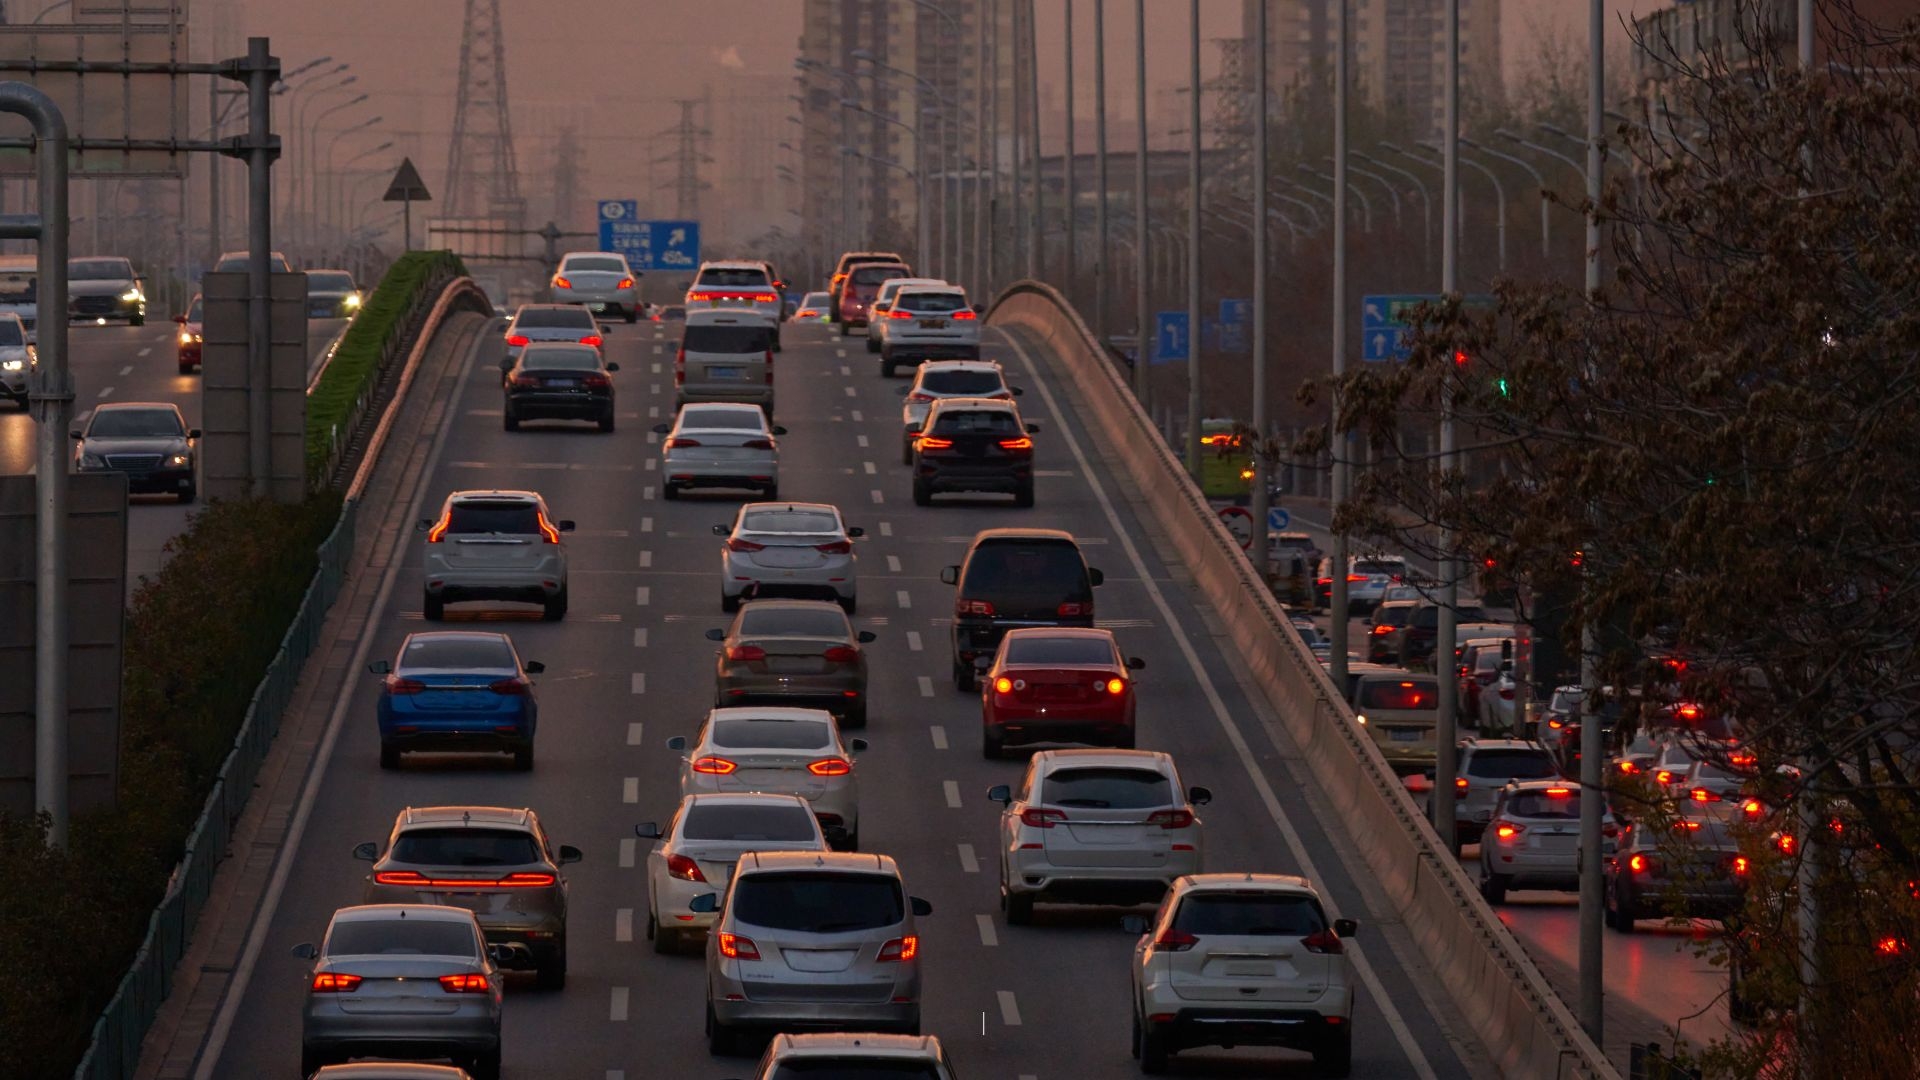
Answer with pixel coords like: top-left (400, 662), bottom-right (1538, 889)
top-left (1362, 293), bottom-right (1497, 362)
top-left (598, 202), bottom-right (701, 272)
top-left (1153, 311), bottom-right (1191, 365)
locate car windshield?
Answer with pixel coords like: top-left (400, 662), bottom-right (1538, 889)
top-left (1507, 789), bottom-right (1582, 819)
top-left (88, 408), bottom-right (181, 437)
top-left (681, 407), bottom-right (765, 431)
top-left (1358, 679), bottom-right (1437, 710)
top-left (1466, 749), bottom-right (1559, 780)
top-left (1041, 767), bottom-right (1172, 810)
top-left (400, 635), bottom-right (515, 671)
top-left (711, 717), bottom-right (832, 750)
top-left (683, 324), bottom-right (773, 352)
top-left (741, 509), bottom-right (840, 534)
top-left (1353, 559), bottom-right (1405, 576)
top-left (730, 872), bottom-right (904, 933)
top-left (897, 291), bottom-right (968, 313)
top-left (698, 268), bottom-right (771, 288)
top-left (770, 1064), bottom-right (942, 1080)
top-left (737, 607), bottom-right (849, 638)
top-left (69, 258), bottom-right (134, 281)
top-left (307, 272), bottom-right (355, 291)
top-left (1004, 636), bottom-right (1113, 666)
top-left (564, 256), bottom-right (627, 273)
top-left (851, 266), bottom-right (907, 285)
top-left (1550, 689), bottom-right (1583, 711)
top-left (519, 347), bottom-right (601, 371)
top-left (0, 271), bottom-right (33, 302)
top-left (681, 803), bottom-right (821, 842)
top-left (920, 368), bottom-right (1005, 395)
top-left (326, 919), bottom-right (476, 958)
top-left (187, 297), bottom-right (203, 321)
top-left (513, 308), bottom-right (596, 330)
top-left (930, 409), bottom-right (1020, 435)
top-left (390, 828), bottom-right (540, 866)
top-left (1172, 892), bottom-right (1328, 937)
top-left (445, 500), bottom-right (540, 534)
top-left (0, 320), bottom-right (21, 347)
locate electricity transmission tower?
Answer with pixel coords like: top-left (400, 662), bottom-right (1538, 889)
top-left (1206, 36), bottom-right (1252, 202)
top-left (444, 0), bottom-right (524, 220)
top-left (656, 98), bottom-right (711, 220)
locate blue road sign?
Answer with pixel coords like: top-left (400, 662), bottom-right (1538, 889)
top-left (1267, 507), bottom-right (1291, 532)
top-left (1361, 293), bottom-right (1497, 362)
top-left (1218, 298), bottom-right (1250, 354)
top-left (1219, 298), bottom-right (1251, 325)
top-left (1154, 311), bottom-right (1191, 365)
top-left (598, 206), bottom-right (702, 272)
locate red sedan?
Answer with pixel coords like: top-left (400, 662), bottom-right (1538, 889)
top-left (174, 294), bottom-right (203, 375)
top-left (978, 627), bottom-right (1144, 758)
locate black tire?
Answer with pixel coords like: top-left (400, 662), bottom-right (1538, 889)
top-left (902, 439), bottom-right (914, 466)
top-left (504, 407), bottom-right (520, 432)
top-left (912, 479), bottom-right (932, 506)
top-left (535, 936), bottom-right (567, 990)
top-left (1013, 482), bottom-right (1035, 508)
top-left (469, 1048), bottom-right (502, 1080)
top-left (543, 587), bottom-right (568, 621)
top-left (624, 307), bottom-right (639, 324)
top-left (379, 741), bottom-right (400, 770)
top-left (706, 1002), bottom-right (740, 1056)
top-left (599, 413), bottom-right (616, 433)
top-left (843, 706), bottom-right (867, 730)
top-left (881, 358), bottom-right (896, 378)
top-left (763, 484), bottom-right (780, 501)
top-left (1314, 1025), bottom-right (1354, 1078)
top-left (838, 321), bottom-right (851, 337)
top-left (982, 730), bottom-right (1003, 759)
top-left (839, 594), bottom-right (858, 615)
top-left (131, 313), bottom-right (146, 328)
top-left (178, 484), bottom-right (197, 505)
top-left (512, 740), bottom-right (534, 772)
top-left (721, 591), bottom-right (741, 614)
top-left (953, 659), bottom-right (976, 692)
top-left (663, 482), bottom-right (681, 501)
top-left (867, 335), bottom-right (880, 354)
top-left (1606, 881), bottom-right (1638, 932)
top-left (652, 923), bottom-right (678, 955)
top-left (1138, 1013), bottom-right (1171, 1074)
top-left (1005, 890), bottom-right (1034, 925)
top-left (423, 594), bottom-right (445, 621)
top-left (1480, 870), bottom-right (1508, 906)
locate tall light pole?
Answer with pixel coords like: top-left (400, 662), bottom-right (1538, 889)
top-left (842, 94), bottom-right (931, 270)
top-left (1008, 0), bottom-right (1026, 279)
top-left (1416, 139), bottom-right (1505, 273)
top-left (1184, 0), bottom-right (1202, 486)
top-left (320, 116), bottom-right (382, 251)
top-left (974, 5), bottom-right (989, 297)
top-left (1340, 158), bottom-right (1403, 231)
top-left (1462, 136), bottom-right (1548, 261)
top-left (1131, 0), bottom-right (1150, 402)
top-left (1329, 0), bottom-right (1351, 687)
top-left (1093, 0), bottom-right (1109, 344)
top-left (1356, 149), bottom-right (1432, 270)
top-left (1577, 0), bottom-right (1606, 1046)
top-left (907, 0), bottom-right (961, 278)
top-left (985, 7), bottom-right (1000, 292)
top-left (1433, 0), bottom-right (1462, 856)
top-left (305, 91), bottom-right (368, 245)
top-left (1248, 0), bottom-right (1270, 587)
top-left (332, 141), bottom-right (393, 243)
top-left (1063, 0), bottom-right (1077, 303)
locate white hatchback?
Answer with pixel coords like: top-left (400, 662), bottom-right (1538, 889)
top-left (634, 793), bottom-right (828, 954)
top-left (656, 403), bottom-right (785, 500)
top-left (666, 707), bottom-right (867, 849)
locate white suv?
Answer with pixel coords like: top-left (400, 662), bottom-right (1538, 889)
top-left (1127, 873), bottom-right (1358, 1076)
top-left (419, 490), bottom-right (573, 621)
top-left (865, 276), bottom-right (944, 353)
top-left (879, 284), bottom-right (980, 377)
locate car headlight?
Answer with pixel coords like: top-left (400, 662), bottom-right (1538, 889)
top-left (168, 454), bottom-right (190, 466)
top-left (178, 330), bottom-right (193, 345)
top-left (121, 289), bottom-right (145, 303)
top-left (342, 293), bottom-right (361, 309)
top-left (1, 358), bottom-right (21, 371)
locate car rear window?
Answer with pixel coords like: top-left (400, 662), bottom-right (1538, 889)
top-left (1004, 636), bottom-right (1113, 666)
top-left (919, 369), bottom-right (1005, 395)
top-left (961, 541), bottom-right (1090, 598)
top-left (445, 500), bottom-right (540, 535)
top-left (930, 409), bottom-right (1020, 435)
top-left (400, 635), bottom-right (515, 670)
top-left (1357, 679), bottom-right (1437, 710)
top-left (1353, 559), bottom-right (1405, 576)
top-left (1172, 892), bottom-right (1327, 937)
top-left (851, 266), bottom-right (907, 285)
top-left (390, 828), bottom-right (541, 866)
top-left (0, 271), bottom-right (34, 301)
top-left (565, 256), bottom-right (627, 273)
top-left (681, 803), bottom-right (821, 843)
top-left (512, 308), bottom-right (596, 330)
top-left (730, 871), bottom-right (905, 932)
top-left (1466, 749), bottom-right (1559, 780)
top-left (326, 919), bottom-right (477, 957)
top-left (896, 291), bottom-right (968, 313)
top-left (683, 324), bottom-right (773, 352)
top-left (1374, 606), bottom-right (1413, 628)
top-left (1410, 604), bottom-right (1488, 629)
top-left (1507, 789), bottom-right (1582, 818)
top-left (519, 346), bottom-right (602, 370)
top-left (770, 1064), bottom-right (941, 1080)
top-left (698, 268), bottom-right (771, 288)
top-left (741, 509), bottom-right (840, 534)
top-left (1475, 651), bottom-right (1504, 674)
top-left (738, 607), bottom-right (849, 638)
top-left (681, 407), bottom-right (765, 430)
top-left (711, 717), bottom-right (833, 750)
top-left (1041, 767), bottom-right (1172, 809)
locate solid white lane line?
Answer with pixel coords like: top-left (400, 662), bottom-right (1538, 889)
top-left (851, 409), bottom-right (864, 422)
top-left (870, 489), bottom-right (884, 504)
top-left (845, 386), bottom-right (857, 397)
top-left (917, 675), bottom-right (935, 698)
top-left (633, 627), bottom-right (649, 647)
top-left (976, 914), bottom-right (999, 946)
top-left (137, 346), bottom-right (151, 356)
top-left (906, 630), bottom-right (923, 651)
top-left (878, 521), bottom-right (893, 537)
top-left (943, 780), bottom-right (961, 808)
top-left (997, 990), bottom-right (1022, 1026)
top-left (619, 837), bottom-right (636, 868)
top-left (895, 589), bottom-right (912, 609)
top-left (856, 434), bottom-right (869, 448)
top-left (610, 986), bottom-right (629, 1022)
top-left (640, 516), bottom-right (654, 533)
top-left (118, 364), bottom-right (132, 376)
top-left (615, 908), bottom-right (634, 943)
top-left (627, 721), bottom-right (644, 746)
top-left (97, 386), bottom-right (114, 398)
top-left (886, 555), bottom-right (902, 573)
top-left (863, 461), bottom-right (877, 475)
top-left (639, 550), bottom-right (653, 568)
top-left (636, 586), bottom-right (651, 605)
top-left (957, 843), bottom-right (979, 873)
top-left (930, 725), bottom-right (949, 750)
top-left (622, 777), bottom-right (639, 803)
top-left (1003, 329), bottom-right (1439, 1079)
top-left (631, 672), bottom-right (647, 694)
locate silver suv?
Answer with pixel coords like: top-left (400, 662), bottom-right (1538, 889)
top-left (693, 851), bottom-right (932, 1055)
top-left (1449, 739), bottom-right (1560, 843)
top-left (419, 490), bottom-right (574, 621)
top-left (751, 1032), bottom-right (958, 1078)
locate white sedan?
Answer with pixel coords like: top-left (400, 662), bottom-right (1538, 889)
top-left (634, 792), bottom-right (828, 954)
top-left (655, 402), bottom-right (786, 500)
top-left (665, 707), bottom-right (867, 849)
top-left (715, 501), bottom-right (862, 613)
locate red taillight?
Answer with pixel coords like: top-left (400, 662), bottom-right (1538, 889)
top-left (505, 334), bottom-right (530, 347)
top-left (1455, 777), bottom-right (1469, 795)
top-left (743, 438), bottom-right (776, 450)
top-left (815, 540), bottom-right (853, 555)
top-left (426, 513), bottom-right (450, 543)
top-left (1369, 625), bottom-right (1395, 636)
top-left (1777, 833), bottom-right (1798, 855)
top-left (1690, 788), bottom-right (1721, 803)
top-left (374, 870), bottom-right (554, 888)
top-left (726, 645), bottom-right (766, 662)
top-left (687, 291), bottom-right (715, 303)
top-left (583, 373), bottom-right (611, 390)
top-left (579, 334), bottom-right (603, 349)
top-left (888, 308), bottom-right (913, 319)
top-left (821, 645), bottom-right (860, 663)
top-left (439, 973), bottom-right (490, 994)
top-left (1146, 809), bottom-right (1194, 829)
top-left (797, 309), bottom-right (817, 317)
top-left (917, 436), bottom-right (955, 450)
top-left (384, 676), bottom-right (427, 695)
top-left (553, 276), bottom-right (573, 290)
top-left (907, 391), bottom-right (935, 403)
top-left (1875, 936), bottom-right (1907, 956)
top-left (373, 870), bottom-right (430, 886)
top-left (1733, 856), bottom-right (1749, 876)
top-left (877, 935), bottom-right (920, 961)
top-left (1494, 822), bottom-right (1524, 842)
top-left (950, 308), bottom-right (977, 319)
top-left (1301, 929), bottom-right (1346, 954)
top-left (1628, 853), bottom-right (1652, 874)
top-left (808, 757), bottom-right (852, 776)
top-left (957, 598), bottom-right (996, 617)
top-left (1617, 760), bottom-right (1641, 775)
top-left (1105, 678), bottom-right (1126, 695)
top-left (993, 676), bottom-right (1015, 694)
top-left (1545, 787), bottom-right (1572, 797)
top-left (1056, 601), bottom-right (1089, 617)
top-left (675, 347), bottom-right (686, 380)
top-left (536, 511), bottom-right (562, 544)
top-left (1498, 685), bottom-right (1515, 700)
top-left (1675, 703), bottom-right (1702, 721)
top-left (1655, 770), bottom-right (1674, 785)
top-left (511, 374), bottom-right (540, 389)
top-left (666, 853), bottom-right (706, 882)
top-left (1742, 799), bottom-right (1764, 818)
top-left (1346, 573), bottom-right (1368, 582)
top-left (617, 277), bottom-right (635, 289)
top-left (1154, 929), bottom-right (1198, 952)
top-left (1020, 808), bottom-right (1067, 829)
top-left (498, 872), bottom-right (557, 887)
top-left (311, 972), bottom-right (362, 993)
top-left (726, 538), bottom-right (766, 553)
top-left (718, 932), bottom-right (760, 960)
top-left (488, 677), bottom-right (531, 696)
top-left (997, 436), bottom-right (1033, 452)
top-left (691, 755), bottom-right (739, 775)
top-left (666, 436), bottom-right (702, 448)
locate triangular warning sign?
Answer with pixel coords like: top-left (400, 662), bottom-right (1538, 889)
top-left (383, 157), bottom-right (433, 202)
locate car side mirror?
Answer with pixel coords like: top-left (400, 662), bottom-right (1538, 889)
top-left (1127, 657), bottom-right (1146, 670)
top-left (1334, 917), bottom-right (1359, 938)
top-left (847, 527), bottom-right (865, 538)
top-left (634, 822), bottom-right (663, 840)
top-left (605, 361), bottom-right (620, 371)
top-left (910, 896), bottom-right (933, 917)
top-left (69, 429), bottom-right (83, 440)
top-left (1121, 915), bottom-right (1150, 935)
top-left (1011, 386), bottom-right (1025, 396)
top-left (689, 892), bottom-right (720, 914)
top-left (557, 520), bottom-right (575, 532)
top-left (1089, 568), bottom-right (1105, 587)
top-left (1188, 785), bottom-right (1213, 806)
top-left (557, 845), bottom-right (583, 864)
top-left (367, 660), bottom-right (391, 675)
top-left (771, 425), bottom-right (788, 436)
top-left (652, 423), bottom-right (671, 435)
top-left (1025, 422), bottom-right (1041, 434)
top-left (987, 784), bottom-right (1012, 805)
top-left (599, 323), bottom-right (614, 333)
top-left (973, 304), bottom-right (986, 314)
top-left (712, 524), bottom-right (729, 536)
top-left (939, 566), bottom-right (959, 586)
top-left (186, 427), bottom-right (202, 439)
top-left (849, 737), bottom-right (869, 754)
top-left (351, 842), bottom-right (378, 861)
top-left (856, 631), bottom-right (877, 645)
top-left (705, 628), bottom-right (726, 642)
top-left (291, 943), bottom-right (317, 960)
top-left (666, 735), bottom-right (689, 752)
top-left (523, 660), bottom-right (545, 675)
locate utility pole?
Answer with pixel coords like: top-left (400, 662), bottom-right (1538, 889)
top-left (444, 0), bottom-right (523, 222)
top-left (664, 98), bottom-right (710, 220)
top-left (1184, 0), bottom-right (1202, 487)
top-left (1329, 0), bottom-right (1351, 688)
top-left (1131, 0), bottom-right (1150, 403)
top-left (1025, 0), bottom-right (1041, 279)
top-left (1009, 0), bottom-right (1024, 281)
top-left (1063, 0), bottom-right (1076, 303)
top-left (551, 125), bottom-right (582, 232)
top-left (1093, 0), bottom-right (1109, 345)
top-left (1248, 0), bottom-right (1269, 587)
top-left (1577, 0), bottom-right (1606, 1046)
top-left (973, 3), bottom-right (988, 295)
top-left (985, 3), bottom-right (999, 291)
top-left (1433, 0), bottom-right (1462, 853)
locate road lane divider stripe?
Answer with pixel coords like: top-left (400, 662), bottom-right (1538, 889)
top-left (906, 630), bottom-right (922, 651)
top-left (997, 990), bottom-right (1022, 1026)
top-left (943, 781), bottom-right (961, 808)
top-left (641, 516), bottom-right (653, 533)
top-left (886, 555), bottom-right (902, 573)
top-left (639, 550), bottom-right (652, 568)
top-left (631, 673), bottom-right (646, 694)
top-left (976, 914), bottom-right (998, 947)
top-left (895, 589), bottom-right (912, 609)
top-left (610, 986), bottom-right (629, 1022)
top-left (138, 346), bottom-right (150, 356)
top-left (957, 843), bottom-right (978, 873)
top-left (930, 725), bottom-right (948, 750)
top-left (917, 676), bottom-right (934, 698)
top-left (623, 778), bottom-right (639, 803)
top-left (615, 908), bottom-right (633, 943)
top-left (627, 721), bottom-right (644, 745)
top-left (119, 364), bottom-right (132, 376)
top-left (844, 386), bottom-right (857, 397)
top-left (633, 627), bottom-right (648, 647)
top-left (856, 434), bottom-right (869, 448)
top-left (851, 409), bottom-right (863, 422)
top-left (878, 521), bottom-right (892, 537)
top-left (841, 364), bottom-right (851, 376)
top-left (864, 461), bottom-right (877, 474)
top-left (636, 586), bottom-right (651, 605)
top-left (97, 385), bottom-right (114, 398)
top-left (619, 838), bottom-right (636, 868)
top-left (870, 488), bottom-right (884, 504)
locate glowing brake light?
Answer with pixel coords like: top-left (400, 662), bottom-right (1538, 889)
top-left (1733, 856), bottom-right (1749, 876)
top-left (691, 755), bottom-right (739, 775)
top-left (1346, 574), bottom-right (1368, 582)
top-left (1675, 703), bottom-right (1702, 721)
top-left (439, 973), bottom-right (491, 993)
top-left (821, 645), bottom-right (861, 663)
top-left (1654, 770), bottom-right (1674, 785)
top-left (717, 932), bottom-right (760, 960)
top-left (505, 334), bottom-right (530, 347)
top-left (957, 598), bottom-right (995, 617)
top-left (536, 512), bottom-right (562, 544)
top-left (815, 540), bottom-right (853, 554)
top-left (950, 308), bottom-right (977, 319)
top-left (906, 391), bottom-right (935, 403)
top-left (917, 435), bottom-right (955, 450)
top-left (1628, 853), bottom-right (1652, 874)
top-left (1153, 929), bottom-right (1198, 951)
top-left (888, 308), bottom-right (913, 319)
top-left (1690, 788), bottom-right (1721, 803)
top-left (743, 438), bottom-right (777, 450)
top-left (1057, 601), bottom-right (1089, 617)
top-left (1146, 809), bottom-right (1194, 829)
top-left (383, 676), bottom-right (426, 696)
top-left (1545, 787), bottom-right (1572, 798)
top-left (311, 972), bottom-right (362, 993)
top-left (666, 854), bottom-right (706, 882)
top-left (997, 436), bottom-right (1034, 451)
top-left (1301, 928), bottom-right (1345, 954)
top-left (994, 677), bottom-right (1014, 694)
top-left (1876, 936), bottom-right (1907, 956)
top-left (426, 513), bottom-right (451, 543)
top-left (1106, 678), bottom-right (1126, 695)
top-left (1019, 808), bottom-right (1067, 829)
top-left (579, 334), bottom-right (603, 348)
top-left (877, 935), bottom-right (919, 961)
top-left (488, 677), bottom-right (532, 696)
top-left (1455, 777), bottom-right (1469, 794)
top-left (726, 645), bottom-right (766, 662)
top-left (1777, 833), bottom-right (1797, 854)
top-left (1616, 760), bottom-right (1640, 775)
top-left (665, 436), bottom-right (702, 448)
top-left (1369, 625), bottom-right (1395, 636)
top-left (616, 277), bottom-right (635, 289)
top-left (807, 757), bottom-right (852, 776)
top-left (1495, 822), bottom-right (1524, 841)
top-left (1742, 799), bottom-right (1764, 818)
top-left (553, 276), bottom-right (573, 289)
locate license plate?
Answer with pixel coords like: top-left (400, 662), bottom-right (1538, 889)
top-left (588, 302), bottom-right (606, 312)
top-left (545, 378), bottom-right (577, 388)
top-left (1389, 729), bottom-right (1422, 742)
top-left (707, 366), bottom-right (744, 380)
top-left (919, 319), bottom-right (947, 329)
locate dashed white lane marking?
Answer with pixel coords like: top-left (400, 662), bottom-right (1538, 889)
top-left (137, 346), bottom-right (151, 356)
top-left (957, 843), bottom-right (979, 873)
top-left (836, 348), bottom-right (847, 358)
top-left (651, 362), bottom-right (661, 375)
top-left (646, 431), bottom-right (659, 444)
top-left (886, 555), bottom-right (902, 573)
top-left (917, 675), bottom-right (935, 698)
top-left (895, 589), bottom-right (912, 609)
top-left (633, 627), bottom-right (649, 647)
top-left (610, 986), bottom-right (629, 1022)
top-left (639, 550), bottom-right (653, 568)
top-left (851, 409), bottom-right (864, 422)
top-left (878, 521), bottom-right (893, 537)
top-left (870, 489), bottom-right (884, 504)
top-left (650, 382), bottom-right (660, 395)
top-left (635, 586), bottom-right (651, 605)
top-left (844, 386), bottom-right (857, 397)
top-left (997, 990), bottom-right (1022, 1026)
top-left (648, 404), bottom-right (659, 418)
top-left (609, 1071), bottom-right (626, 1080)
top-left (856, 434), bottom-right (869, 448)
top-left (840, 364), bottom-right (851, 376)
top-left (631, 672), bottom-right (647, 694)
top-left (622, 777), bottom-right (639, 803)
top-left (640, 516), bottom-right (654, 533)
top-left (653, 343), bottom-right (664, 354)
top-left (976, 914), bottom-right (999, 947)
top-left (643, 486), bottom-right (655, 499)
top-left (118, 364), bottom-right (132, 376)
top-left (863, 461), bottom-right (877, 475)
top-left (627, 721), bottom-right (645, 745)
top-left (930, 725), bottom-right (948, 750)
top-left (943, 780), bottom-right (962, 808)
top-left (615, 908), bottom-right (633, 943)
top-left (644, 458), bottom-right (657, 471)
top-left (906, 630), bottom-right (922, 651)
top-left (618, 837), bottom-right (636, 868)
top-left (97, 385), bottom-right (114, 398)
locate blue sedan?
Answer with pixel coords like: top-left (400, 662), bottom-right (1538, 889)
top-left (370, 631), bottom-right (544, 771)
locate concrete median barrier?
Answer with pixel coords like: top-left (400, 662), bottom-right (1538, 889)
top-left (988, 280), bottom-right (1616, 1080)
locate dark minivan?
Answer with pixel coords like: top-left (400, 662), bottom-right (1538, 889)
top-left (941, 529), bottom-right (1103, 690)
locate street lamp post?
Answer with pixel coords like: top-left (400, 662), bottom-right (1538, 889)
top-left (305, 91), bottom-right (368, 246)
top-left (1248, 0), bottom-right (1270, 588)
top-left (1299, 164), bottom-right (1371, 233)
top-left (1093, 0), bottom-right (1110, 344)
top-left (1329, 0), bottom-right (1352, 690)
top-left (841, 95), bottom-right (931, 271)
top-left (1433, 0), bottom-right (1462, 858)
top-left (1461, 136), bottom-right (1549, 260)
top-left (1064, 0), bottom-right (1078, 303)
top-left (1185, 0), bottom-right (1203, 486)
top-left (332, 141), bottom-right (394, 244)
top-left (1339, 158), bottom-right (1403, 232)
top-left (1417, 138), bottom-right (1506, 274)
top-left (1356, 150), bottom-right (1432, 270)
top-left (1131, 0), bottom-right (1150, 403)
top-left (320, 117), bottom-right (382, 251)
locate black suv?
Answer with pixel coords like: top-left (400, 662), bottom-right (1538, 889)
top-left (941, 529), bottom-right (1103, 690)
top-left (1388, 599), bottom-right (1490, 668)
top-left (910, 397), bottom-right (1039, 507)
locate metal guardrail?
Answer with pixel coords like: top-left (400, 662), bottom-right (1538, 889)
top-left (71, 496), bottom-right (358, 1080)
top-left (314, 264), bottom-right (459, 488)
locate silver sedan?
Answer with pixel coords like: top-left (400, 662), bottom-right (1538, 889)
top-left (666, 707), bottom-right (867, 849)
top-left (715, 501), bottom-right (862, 611)
top-left (635, 792), bottom-right (828, 954)
top-left (549, 251), bottom-right (641, 322)
top-left (656, 403), bottom-right (786, 500)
